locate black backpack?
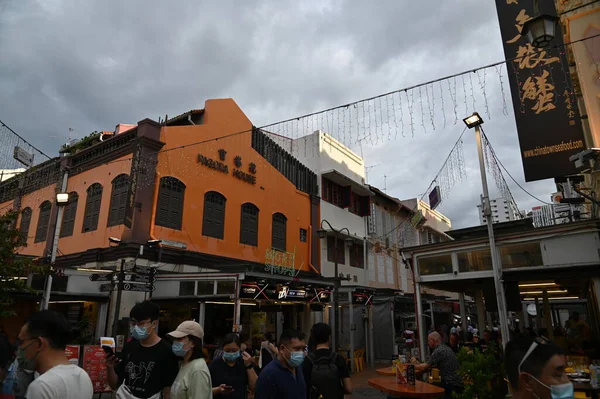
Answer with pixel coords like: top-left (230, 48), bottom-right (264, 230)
top-left (307, 352), bottom-right (342, 399)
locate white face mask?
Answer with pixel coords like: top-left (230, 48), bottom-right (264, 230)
top-left (529, 374), bottom-right (574, 399)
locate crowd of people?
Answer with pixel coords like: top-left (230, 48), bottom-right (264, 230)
top-left (0, 301), bottom-right (355, 399)
top-left (0, 301), bottom-right (591, 399)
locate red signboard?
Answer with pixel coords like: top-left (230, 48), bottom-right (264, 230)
top-left (65, 345), bottom-right (81, 366)
top-left (82, 346), bottom-right (112, 393)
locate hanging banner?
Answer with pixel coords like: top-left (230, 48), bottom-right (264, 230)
top-left (494, 0), bottom-right (586, 182)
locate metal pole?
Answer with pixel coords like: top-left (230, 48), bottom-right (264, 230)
top-left (474, 125), bottom-right (510, 348)
top-left (415, 282), bottom-right (425, 361)
top-left (348, 291), bottom-right (355, 373)
top-left (112, 259), bottom-right (126, 336)
top-left (459, 293), bottom-right (468, 337)
top-left (333, 238), bottom-right (340, 350)
top-left (41, 171), bottom-right (69, 310)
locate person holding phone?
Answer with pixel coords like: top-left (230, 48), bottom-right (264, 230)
top-left (209, 333), bottom-right (257, 398)
top-left (106, 300), bottom-right (179, 399)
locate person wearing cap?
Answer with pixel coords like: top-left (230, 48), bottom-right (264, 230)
top-left (106, 300), bottom-right (179, 399)
top-left (168, 320), bottom-right (213, 399)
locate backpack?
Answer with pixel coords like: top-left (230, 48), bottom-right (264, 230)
top-left (307, 352), bottom-right (342, 399)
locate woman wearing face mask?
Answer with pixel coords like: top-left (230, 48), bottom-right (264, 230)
top-left (168, 321), bottom-right (213, 399)
top-left (209, 333), bottom-right (257, 398)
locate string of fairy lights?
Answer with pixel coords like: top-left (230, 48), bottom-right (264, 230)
top-left (0, 34), bottom-right (597, 232)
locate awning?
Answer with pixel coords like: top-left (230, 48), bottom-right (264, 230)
top-left (321, 170), bottom-right (373, 197)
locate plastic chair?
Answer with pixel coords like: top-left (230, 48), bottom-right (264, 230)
top-left (353, 349), bottom-right (365, 373)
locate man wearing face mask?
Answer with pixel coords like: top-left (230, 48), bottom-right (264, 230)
top-left (17, 310), bottom-right (93, 398)
top-left (209, 333), bottom-right (257, 398)
top-left (106, 300), bottom-right (179, 399)
top-left (505, 338), bottom-right (574, 399)
top-left (254, 329), bottom-right (306, 399)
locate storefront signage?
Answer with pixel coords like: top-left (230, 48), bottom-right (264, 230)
top-left (352, 293), bottom-right (373, 305)
top-left (264, 248), bottom-right (297, 277)
top-left (240, 283), bottom-right (329, 302)
top-left (494, 0), bottom-right (586, 181)
top-left (197, 150), bottom-right (258, 184)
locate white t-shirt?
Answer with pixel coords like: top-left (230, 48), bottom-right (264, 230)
top-left (25, 364), bottom-right (93, 399)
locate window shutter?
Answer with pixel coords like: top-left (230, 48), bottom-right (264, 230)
top-left (202, 192), bottom-right (226, 239)
top-left (341, 186), bottom-right (351, 208)
top-left (60, 193), bottom-right (78, 238)
top-left (35, 202), bottom-right (52, 243)
top-left (271, 213), bottom-right (287, 251)
top-left (155, 177), bottom-right (185, 230)
top-left (83, 184), bottom-right (103, 232)
top-left (20, 208), bottom-right (32, 238)
top-left (240, 203), bottom-right (259, 246)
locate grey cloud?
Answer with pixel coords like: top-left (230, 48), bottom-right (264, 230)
top-left (0, 0), bottom-right (556, 228)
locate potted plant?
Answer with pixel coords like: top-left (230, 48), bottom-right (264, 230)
top-left (453, 344), bottom-right (506, 399)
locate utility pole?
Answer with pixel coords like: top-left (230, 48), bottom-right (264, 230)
top-left (41, 170), bottom-right (69, 310)
top-left (112, 259), bottom-right (126, 336)
top-left (464, 112), bottom-right (510, 348)
top-left (317, 220), bottom-right (351, 350)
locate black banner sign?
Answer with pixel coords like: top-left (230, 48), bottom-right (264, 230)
top-left (239, 283), bottom-right (330, 302)
top-left (495, 0), bottom-right (586, 182)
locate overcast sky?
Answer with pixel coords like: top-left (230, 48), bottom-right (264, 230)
top-left (0, 0), bottom-right (556, 229)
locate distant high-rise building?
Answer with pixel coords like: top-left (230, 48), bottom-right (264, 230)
top-left (531, 205), bottom-right (556, 227)
top-left (477, 198), bottom-right (518, 224)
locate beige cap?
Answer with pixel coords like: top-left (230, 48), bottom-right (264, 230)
top-left (168, 320), bottom-right (204, 339)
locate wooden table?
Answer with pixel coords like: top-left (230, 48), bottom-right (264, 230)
top-left (376, 367), bottom-right (397, 376)
top-left (573, 382), bottom-right (600, 399)
top-left (368, 377), bottom-right (445, 398)
top-left (376, 367), bottom-right (426, 378)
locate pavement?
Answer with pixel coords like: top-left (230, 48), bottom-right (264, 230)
top-left (346, 362), bottom-right (390, 398)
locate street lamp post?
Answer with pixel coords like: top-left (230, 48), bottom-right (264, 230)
top-left (317, 220), bottom-right (352, 351)
top-left (463, 112), bottom-right (510, 348)
top-left (41, 172), bottom-right (70, 311)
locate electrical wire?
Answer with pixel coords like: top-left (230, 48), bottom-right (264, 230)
top-left (480, 129), bottom-right (553, 206)
top-left (369, 126), bottom-right (467, 241)
top-left (0, 119), bottom-right (51, 160)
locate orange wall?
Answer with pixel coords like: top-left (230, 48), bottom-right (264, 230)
top-left (3, 154), bottom-right (132, 257)
top-left (57, 155), bottom-right (132, 255)
top-left (154, 99), bottom-right (314, 272)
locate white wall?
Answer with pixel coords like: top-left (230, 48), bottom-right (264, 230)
top-left (321, 201), bottom-right (365, 237)
top-left (292, 131), bottom-right (366, 185)
top-left (541, 232), bottom-right (600, 266)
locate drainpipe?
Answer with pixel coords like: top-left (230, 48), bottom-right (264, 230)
top-left (187, 115), bottom-right (195, 125)
top-left (307, 226), bottom-right (319, 274)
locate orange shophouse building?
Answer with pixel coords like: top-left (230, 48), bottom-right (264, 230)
top-left (0, 99), bottom-right (331, 343)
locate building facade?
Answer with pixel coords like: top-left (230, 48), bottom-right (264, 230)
top-left (0, 99), bottom-right (326, 342)
top-left (291, 131), bottom-right (370, 286)
top-left (477, 198), bottom-right (519, 224)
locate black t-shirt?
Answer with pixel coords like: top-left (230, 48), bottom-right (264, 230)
top-left (116, 338), bottom-right (179, 398)
top-left (302, 349), bottom-right (350, 399)
top-left (209, 357), bottom-right (249, 399)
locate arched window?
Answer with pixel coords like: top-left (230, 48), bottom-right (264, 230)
top-left (35, 201), bottom-right (52, 243)
top-left (271, 213), bottom-right (287, 251)
top-left (60, 192), bottom-right (79, 238)
top-left (240, 203), bottom-right (259, 246)
top-left (20, 207), bottom-right (32, 238)
top-left (202, 191), bottom-right (226, 239)
top-left (108, 174), bottom-right (130, 227)
top-left (155, 177), bottom-right (186, 230)
top-left (83, 183), bottom-right (103, 232)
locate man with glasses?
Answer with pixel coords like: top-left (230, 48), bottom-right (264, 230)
top-left (106, 300), bottom-right (179, 399)
top-left (505, 337), bottom-right (573, 399)
top-left (254, 329), bottom-right (307, 399)
top-left (17, 310), bottom-right (93, 398)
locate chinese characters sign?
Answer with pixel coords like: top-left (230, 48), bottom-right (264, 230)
top-left (197, 150), bottom-right (257, 184)
top-left (495, 0), bottom-right (586, 181)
